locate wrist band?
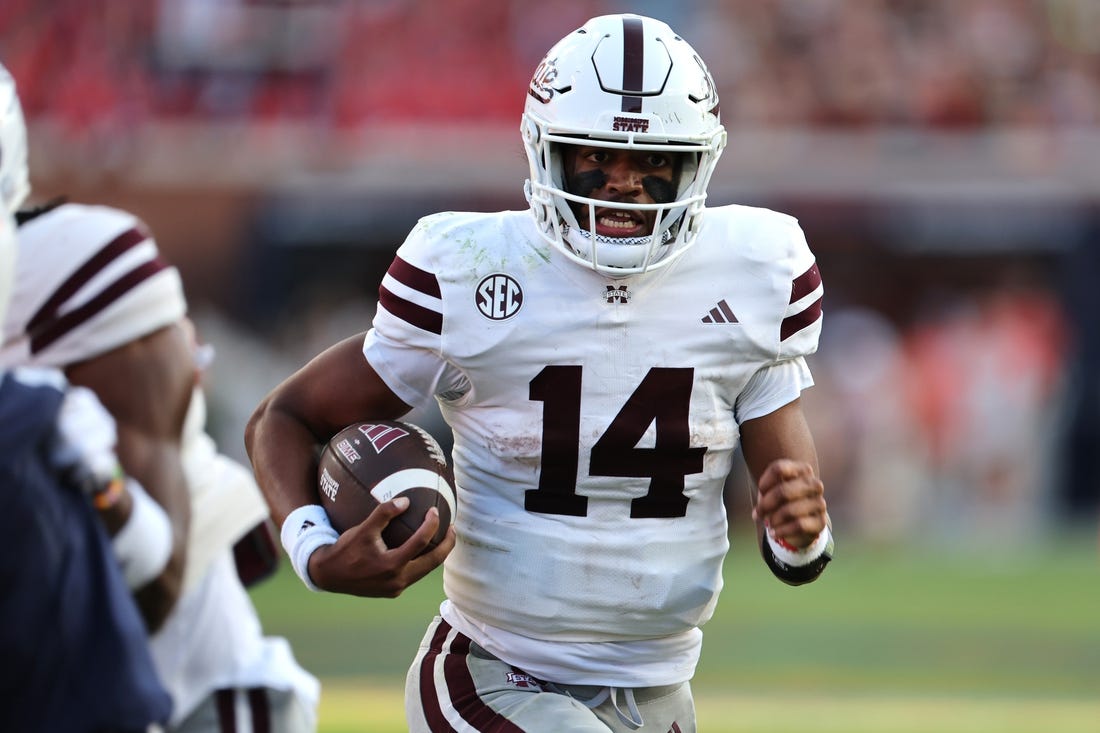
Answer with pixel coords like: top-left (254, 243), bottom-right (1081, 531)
top-left (280, 505), bottom-right (339, 592)
top-left (92, 475), bottom-right (126, 510)
top-left (766, 525), bottom-right (832, 567)
top-left (112, 479), bottom-right (173, 589)
top-left (761, 525), bottom-right (834, 586)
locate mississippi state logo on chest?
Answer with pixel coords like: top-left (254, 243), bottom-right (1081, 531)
top-left (476, 273), bottom-right (523, 320)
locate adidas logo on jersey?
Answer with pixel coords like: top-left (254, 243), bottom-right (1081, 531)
top-left (701, 299), bottom-right (738, 324)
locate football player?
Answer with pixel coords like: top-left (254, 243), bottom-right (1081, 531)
top-left (247, 14), bottom-right (833, 733)
top-left (0, 63), bottom-right (320, 732)
top-left (0, 147), bottom-right (172, 731)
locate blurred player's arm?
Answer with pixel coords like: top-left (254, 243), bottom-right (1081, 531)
top-left (739, 397), bottom-right (833, 585)
top-left (65, 323), bottom-right (193, 631)
top-left (245, 333), bottom-right (454, 598)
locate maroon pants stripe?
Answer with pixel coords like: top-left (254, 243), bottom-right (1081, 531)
top-left (248, 688), bottom-right (271, 733)
top-left (419, 619), bottom-right (527, 732)
top-left (213, 687), bottom-right (271, 732)
top-left (419, 620), bottom-right (460, 732)
top-left (215, 689), bottom-right (237, 733)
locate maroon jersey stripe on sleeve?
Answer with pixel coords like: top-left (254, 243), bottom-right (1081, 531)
top-left (379, 284), bottom-right (443, 335)
top-left (388, 255), bottom-right (441, 299)
top-left (27, 227), bottom-right (149, 333)
top-left (29, 259), bottom-right (170, 354)
top-left (789, 262), bottom-right (821, 304)
top-left (780, 295), bottom-right (823, 341)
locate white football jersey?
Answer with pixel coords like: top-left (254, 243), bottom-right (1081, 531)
top-left (1, 203), bottom-right (318, 723)
top-left (364, 204), bottom-right (823, 681)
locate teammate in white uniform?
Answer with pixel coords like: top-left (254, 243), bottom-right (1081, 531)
top-left (247, 14), bottom-right (833, 733)
top-left (0, 63), bottom-right (319, 732)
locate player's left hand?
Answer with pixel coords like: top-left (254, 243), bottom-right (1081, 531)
top-left (752, 458), bottom-right (828, 549)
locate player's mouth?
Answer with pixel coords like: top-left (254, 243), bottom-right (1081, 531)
top-left (593, 209), bottom-right (647, 238)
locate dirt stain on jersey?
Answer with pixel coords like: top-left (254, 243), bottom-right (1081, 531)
top-left (487, 432), bottom-right (542, 466)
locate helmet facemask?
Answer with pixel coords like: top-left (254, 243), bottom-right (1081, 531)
top-left (522, 14), bottom-right (726, 278)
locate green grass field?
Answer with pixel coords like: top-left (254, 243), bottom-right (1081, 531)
top-left (249, 532), bottom-right (1100, 732)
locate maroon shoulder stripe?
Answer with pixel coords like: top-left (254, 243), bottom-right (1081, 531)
top-left (418, 620), bottom-right (459, 733)
top-left (379, 284), bottom-right (443, 335)
top-left (27, 227), bottom-right (149, 333)
top-left (388, 255), bottom-right (441, 299)
top-left (621, 16), bottom-right (645, 113)
top-left (789, 262), bottom-right (821, 304)
top-left (780, 295), bottom-right (823, 341)
top-left (29, 259), bottom-right (170, 354)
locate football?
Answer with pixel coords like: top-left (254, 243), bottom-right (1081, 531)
top-left (316, 419), bottom-right (455, 551)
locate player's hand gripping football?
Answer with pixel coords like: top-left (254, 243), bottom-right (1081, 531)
top-left (752, 458), bottom-right (828, 549)
top-left (308, 498), bottom-right (455, 598)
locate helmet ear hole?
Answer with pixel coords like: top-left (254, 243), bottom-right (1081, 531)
top-left (522, 117), bottom-right (540, 146)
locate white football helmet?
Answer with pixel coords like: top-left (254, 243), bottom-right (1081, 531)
top-left (0, 62), bottom-right (30, 216)
top-left (522, 14), bottom-right (726, 277)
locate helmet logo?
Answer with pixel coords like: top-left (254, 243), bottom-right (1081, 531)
top-left (476, 273), bottom-right (524, 321)
top-left (528, 57), bottom-right (559, 104)
top-left (612, 116), bottom-right (649, 133)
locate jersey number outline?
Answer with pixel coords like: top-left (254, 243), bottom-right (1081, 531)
top-left (525, 365), bottom-right (706, 518)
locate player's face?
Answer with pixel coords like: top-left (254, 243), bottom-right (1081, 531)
top-left (562, 145), bottom-right (682, 239)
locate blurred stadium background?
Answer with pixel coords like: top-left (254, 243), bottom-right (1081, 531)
top-left (4, 1), bottom-right (1099, 730)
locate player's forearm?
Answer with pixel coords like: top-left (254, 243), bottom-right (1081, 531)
top-left (92, 475), bottom-right (179, 632)
top-left (245, 399), bottom-right (324, 526)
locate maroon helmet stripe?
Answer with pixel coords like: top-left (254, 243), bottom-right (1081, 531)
top-left (418, 619), bottom-right (460, 733)
top-left (379, 284), bottom-right (443, 335)
top-left (621, 16), bottom-right (644, 113)
top-left (443, 632), bottom-right (527, 732)
top-left (27, 226), bottom-right (149, 333)
top-left (389, 255), bottom-right (441, 299)
top-left (781, 294), bottom-right (823, 341)
top-left (789, 262), bottom-right (821, 304)
top-left (29, 259), bottom-right (170, 354)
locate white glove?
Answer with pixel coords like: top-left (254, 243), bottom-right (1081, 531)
top-left (55, 385), bottom-right (123, 494)
top-left (56, 385), bottom-right (173, 586)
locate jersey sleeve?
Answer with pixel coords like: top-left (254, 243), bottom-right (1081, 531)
top-left (734, 356), bottom-right (814, 424)
top-left (362, 216), bottom-right (467, 408)
top-left (776, 218), bottom-right (823, 361)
